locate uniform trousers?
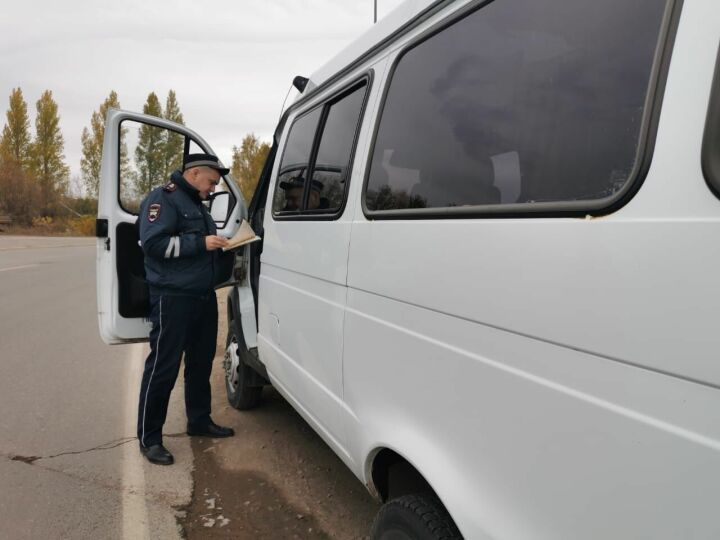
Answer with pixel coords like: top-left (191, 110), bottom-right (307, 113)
top-left (137, 292), bottom-right (218, 448)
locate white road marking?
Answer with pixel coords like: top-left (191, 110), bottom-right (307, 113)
top-left (0, 243), bottom-right (93, 251)
top-left (0, 264), bottom-right (39, 272)
top-left (122, 343), bottom-right (151, 540)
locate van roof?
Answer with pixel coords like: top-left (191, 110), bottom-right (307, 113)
top-left (302, 0), bottom-right (444, 97)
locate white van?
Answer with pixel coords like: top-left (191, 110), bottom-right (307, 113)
top-left (97, 0), bottom-right (720, 537)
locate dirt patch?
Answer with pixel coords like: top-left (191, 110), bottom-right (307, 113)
top-left (180, 443), bottom-right (331, 539)
top-left (178, 290), bottom-right (380, 539)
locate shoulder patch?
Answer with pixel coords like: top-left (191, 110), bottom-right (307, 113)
top-left (163, 182), bottom-right (177, 193)
top-left (147, 203), bottom-right (162, 222)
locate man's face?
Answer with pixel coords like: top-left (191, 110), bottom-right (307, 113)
top-left (284, 187), bottom-right (304, 210)
top-left (307, 189), bottom-right (320, 210)
top-left (185, 166), bottom-right (221, 199)
top-left (283, 187), bottom-right (321, 210)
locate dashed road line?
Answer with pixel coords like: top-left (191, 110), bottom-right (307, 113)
top-left (0, 264), bottom-right (39, 272)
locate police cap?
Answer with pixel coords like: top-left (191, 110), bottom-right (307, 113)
top-left (183, 153), bottom-right (230, 176)
top-left (279, 176), bottom-right (324, 192)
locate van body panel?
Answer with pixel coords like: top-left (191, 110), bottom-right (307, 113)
top-left (346, 217), bottom-right (720, 387)
top-left (257, 263), bottom-right (347, 440)
top-left (342, 288), bottom-right (720, 539)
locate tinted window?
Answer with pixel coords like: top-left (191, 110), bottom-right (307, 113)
top-left (272, 108), bottom-right (322, 213)
top-left (311, 84), bottom-right (367, 211)
top-left (365, 0), bottom-right (669, 213)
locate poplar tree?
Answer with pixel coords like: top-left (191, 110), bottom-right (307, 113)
top-left (231, 134), bottom-right (271, 202)
top-left (162, 89), bottom-right (184, 179)
top-left (80, 91), bottom-right (128, 198)
top-left (32, 90), bottom-right (69, 214)
top-left (0, 88), bottom-right (32, 169)
top-left (0, 88), bottom-right (38, 222)
top-left (134, 92), bottom-right (165, 195)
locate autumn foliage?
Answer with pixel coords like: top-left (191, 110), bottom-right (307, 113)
top-left (0, 86), bottom-right (271, 235)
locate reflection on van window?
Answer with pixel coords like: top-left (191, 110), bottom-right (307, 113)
top-left (311, 83), bottom-right (367, 211)
top-left (119, 120), bottom-right (185, 214)
top-left (273, 108), bottom-right (322, 212)
top-left (365, 0), bottom-right (669, 212)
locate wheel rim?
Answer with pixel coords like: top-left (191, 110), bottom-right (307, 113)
top-left (225, 337), bottom-right (241, 391)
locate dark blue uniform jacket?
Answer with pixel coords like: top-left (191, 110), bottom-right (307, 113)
top-left (138, 171), bottom-right (218, 296)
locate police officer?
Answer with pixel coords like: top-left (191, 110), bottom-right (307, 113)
top-left (137, 153), bottom-right (235, 465)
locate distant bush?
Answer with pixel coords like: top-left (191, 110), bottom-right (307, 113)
top-left (31, 215), bottom-right (54, 229)
top-left (66, 215), bottom-right (95, 236)
top-left (17, 214), bottom-right (95, 236)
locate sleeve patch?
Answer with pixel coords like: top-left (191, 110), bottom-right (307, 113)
top-left (148, 203), bottom-right (162, 222)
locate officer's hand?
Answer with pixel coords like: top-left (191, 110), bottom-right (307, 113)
top-left (205, 235), bottom-right (229, 251)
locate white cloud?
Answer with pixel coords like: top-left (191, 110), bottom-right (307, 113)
top-left (0, 0), bottom-right (405, 176)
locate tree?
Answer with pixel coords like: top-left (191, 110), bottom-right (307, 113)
top-left (231, 134), bottom-right (271, 202)
top-left (0, 159), bottom-right (40, 224)
top-left (134, 92), bottom-right (166, 195)
top-left (31, 90), bottom-right (69, 214)
top-left (162, 89), bottom-right (184, 179)
top-left (0, 88), bottom-right (32, 169)
top-left (80, 90), bottom-right (128, 198)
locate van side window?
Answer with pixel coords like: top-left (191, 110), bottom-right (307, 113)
top-left (365, 0), bottom-right (670, 215)
top-left (273, 79), bottom-right (369, 216)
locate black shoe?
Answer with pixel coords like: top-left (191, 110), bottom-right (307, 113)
top-left (140, 444), bottom-right (174, 465)
top-left (187, 420), bottom-right (235, 438)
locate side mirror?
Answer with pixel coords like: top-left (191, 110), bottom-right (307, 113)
top-left (209, 191), bottom-right (230, 224)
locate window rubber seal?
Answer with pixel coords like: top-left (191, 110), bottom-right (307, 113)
top-left (702, 44), bottom-right (720, 200)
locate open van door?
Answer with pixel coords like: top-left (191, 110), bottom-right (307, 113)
top-left (96, 109), bottom-right (246, 345)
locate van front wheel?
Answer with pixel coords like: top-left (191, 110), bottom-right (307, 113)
top-left (224, 320), bottom-right (262, 410)
top-left (371, 494), bottom-right (462, 540)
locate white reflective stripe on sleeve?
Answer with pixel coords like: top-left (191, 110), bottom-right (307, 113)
top-left (164, 237), bottom-right (175, 259)
top-left (164, 236), bottom-right (180, 259)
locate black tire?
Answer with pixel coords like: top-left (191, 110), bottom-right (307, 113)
top-left (371, 494), bottom-right (463, 540)
top-left (224, 319), bottom-right (262, 410)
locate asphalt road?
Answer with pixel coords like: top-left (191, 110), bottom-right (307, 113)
top-left (0, 236), bottom-right (191, 539)
top-left (0, 235), bottom-right (380, 539)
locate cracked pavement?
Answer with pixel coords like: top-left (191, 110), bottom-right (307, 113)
top-left (0, 236), bottom-right (191, 539)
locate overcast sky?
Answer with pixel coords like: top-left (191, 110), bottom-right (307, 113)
top-left (0, 0), bottom-right (405, 180)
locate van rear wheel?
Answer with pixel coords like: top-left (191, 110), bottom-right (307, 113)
top-left (224, 320), bottom-right (262, 410)
top-left (371, 494), bottom-right (462, 540)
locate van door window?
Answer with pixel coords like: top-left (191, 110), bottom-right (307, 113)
top-left (119, 120), bottom-right (185, 214)
top-left (273, 79), bottom-right (369, 217)
top-left (309, 82), bottom-right (368, 212)
top-left (272, 108), bottom-right (322, 213)
top-left (364, 0), bottom-right (671, 215)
